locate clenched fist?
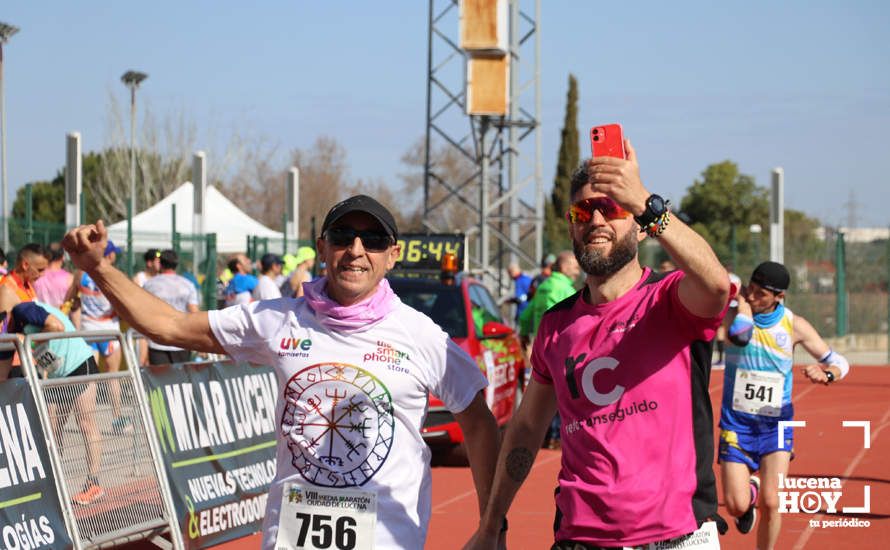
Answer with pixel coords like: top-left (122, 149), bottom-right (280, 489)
top-left (61, 220), bottom-right (110, 273)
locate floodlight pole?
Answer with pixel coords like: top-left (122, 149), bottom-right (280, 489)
top-left (121, 70), bottom-right (147, 276)
top-left (0, 22), bottom-right (20, 253)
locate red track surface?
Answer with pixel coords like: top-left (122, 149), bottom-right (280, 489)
top-left (425, 365), bottom-right (890, 549)
top-left (149, 365), bottom-right (889, 550)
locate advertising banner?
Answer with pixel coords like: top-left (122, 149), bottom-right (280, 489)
top-left (142, 361), bottom-right (278, 548)
top-left (0, 379), bottom-right (73, 550)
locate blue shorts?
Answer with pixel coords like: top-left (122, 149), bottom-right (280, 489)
top-left (89, 340), bottom-right (118, 357)
top-left (719, 426), bottom-right (794, 471)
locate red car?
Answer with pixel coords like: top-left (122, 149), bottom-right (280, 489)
top-left (388, 273), bottom-right (527, 448)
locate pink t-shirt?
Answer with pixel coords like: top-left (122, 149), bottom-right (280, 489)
top-left (531, 268), bottom-right (723, 546)
top-left (34, 268), bottom-right (73, 309)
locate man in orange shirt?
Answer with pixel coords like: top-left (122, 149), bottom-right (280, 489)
top-left (0, 243), bottom-right (48, 302)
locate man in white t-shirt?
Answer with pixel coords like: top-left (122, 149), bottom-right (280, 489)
top-left (253, 253), bottom-right (284, 300)
top-left (62, 194), bottom-right (501, 549)
top-left (142, 249), bottom-right (199, 365)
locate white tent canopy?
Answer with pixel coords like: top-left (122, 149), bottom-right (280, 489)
top-left (107, 182), bottom-right (283, 253)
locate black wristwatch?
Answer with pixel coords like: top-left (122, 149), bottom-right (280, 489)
top-left (634, 194), bottom-right (668, 228)
top-left (825, 370), bottom-right (836, 383)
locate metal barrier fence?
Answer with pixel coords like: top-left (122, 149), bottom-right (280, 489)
top-left (7, 330), bottom-right (183, 549)
top-left (245, 235), bottom-right (313, 259)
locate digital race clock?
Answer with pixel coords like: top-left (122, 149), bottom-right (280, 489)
top-left (393, 233), bottom-right (466, 273)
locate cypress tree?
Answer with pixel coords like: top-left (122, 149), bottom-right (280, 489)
top-left (545, 74), bottom-right (579, 253)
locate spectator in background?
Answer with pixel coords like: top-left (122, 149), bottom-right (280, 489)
top-left (133, 248), bottom-right (161, 287)
top-left (0, 243), bottom-right (47, 302)
top-left (132, 249), bottom-right (161, 363)
top-left (507, 263), bottom-right (533, 323)
top-left (519, 251), bottom-right (580, 343)
top-left (527, 253), bottom-right (556, 301)
top-left (143, 250), bottom-right (199, 365)
top-left (1, 297), bottom-right (104, 504)
top-left (35, 242), bottom-right (73, 309)
top-left (281, 246), bottom-right (315, 298)
top-left (0, 247), bottom-right (7, 275)
top-left (517, 250), bottom-right (580, 450)
top-left (224, 253), bottom-right (257, 306)
top-left (68, 240), bottom-right (129, 434)
top-left (253, 253), bottom-right (283, 300)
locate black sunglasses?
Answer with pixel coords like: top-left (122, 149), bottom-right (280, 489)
top-left (325, 227), bottom-right (393, 251)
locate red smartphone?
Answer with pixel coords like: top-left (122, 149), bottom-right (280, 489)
top-left (590, 123), bottom-right (626, 159)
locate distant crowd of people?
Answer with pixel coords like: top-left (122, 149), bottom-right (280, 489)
top-left (0, 241), bottom-right (330, 375)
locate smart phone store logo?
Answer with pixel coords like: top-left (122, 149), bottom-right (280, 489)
top-left (776, 420), bottom-right (872, 528)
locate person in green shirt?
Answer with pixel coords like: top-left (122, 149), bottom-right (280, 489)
top-left (517, 250), bottom-right (580, 449)
top-left (519, 251), bottom-right (580, 342)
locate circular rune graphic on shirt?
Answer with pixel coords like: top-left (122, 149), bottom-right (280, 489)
top-left (282, 362), bottom-right (395, 487)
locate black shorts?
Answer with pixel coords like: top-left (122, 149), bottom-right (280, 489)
top-left (148, 348), bottom-right (192, 366)
top-left (46, 356), bottom-right (99, 405)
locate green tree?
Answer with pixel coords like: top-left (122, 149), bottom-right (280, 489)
top-left (783, 208), bottom-right (823, 269)
top-left (679, 161), bottom-right (769, 270)
top-left (544, 74), bottom-right (579, 253)
top-left (12, 173), bottom-right (65, 222)
top-left (11, 148), bottom-right (186, 227)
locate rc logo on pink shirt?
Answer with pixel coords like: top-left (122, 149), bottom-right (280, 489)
top-left (563, 353), bottom-right (626, 406)
top-left (579, 356), bottom-right (624, 406)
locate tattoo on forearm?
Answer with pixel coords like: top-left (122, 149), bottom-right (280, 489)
top-left (505, 447), bottom-right (534, 483)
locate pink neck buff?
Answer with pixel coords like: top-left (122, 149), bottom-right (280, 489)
top-left (302, 276), bottom-right (400, 332)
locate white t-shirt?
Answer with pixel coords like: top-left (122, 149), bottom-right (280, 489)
top-left (143, 273), bottom-right (200, 351)
top-left (253, 274), bottom-right (283, 300)
top-left (208, 297), bottom-right (487, 550)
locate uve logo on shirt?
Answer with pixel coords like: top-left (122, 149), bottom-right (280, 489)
top-left (278, 337), bottom-right (313, 358)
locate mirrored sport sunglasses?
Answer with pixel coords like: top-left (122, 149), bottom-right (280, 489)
top-left (324, 227), bottom-right (394, 251)
top-left (565, 197), bottom-right (632, 224)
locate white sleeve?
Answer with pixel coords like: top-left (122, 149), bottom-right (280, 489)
top-left (188, 280), bottom-right (200, 306)
top-left (431, 338), bottom-right (488, 414)
top-left (208, 303), bottom-right (277, 365)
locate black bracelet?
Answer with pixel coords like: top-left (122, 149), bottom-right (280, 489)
top-left (501, 518), bottom-right (508, 533)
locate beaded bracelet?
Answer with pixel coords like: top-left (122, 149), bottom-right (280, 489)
top-left (640, 207), bottom-right (671, 238)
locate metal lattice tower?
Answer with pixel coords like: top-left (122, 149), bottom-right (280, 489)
top-left (424, 0), bottom-right (542, 298)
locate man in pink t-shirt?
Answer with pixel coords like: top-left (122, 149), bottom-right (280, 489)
top-left (467, 140), bottom-right (731, 549)
top-left (34, 243), bottom-right (73, 308)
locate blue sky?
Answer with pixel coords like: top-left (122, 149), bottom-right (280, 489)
top-left (3, 1), bottom-right (889, 227)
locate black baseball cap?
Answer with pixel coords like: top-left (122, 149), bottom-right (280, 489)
top-left (750, 261), bottom-right (790, 293)
top-left (321, 195), bottom-right (398, 240)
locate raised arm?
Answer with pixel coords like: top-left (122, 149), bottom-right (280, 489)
top-left (656, 215), bottom-right (730, 318)
top-left (62, 221), bottom-right (225, 354)
top-left (794, 314), bottom-right (849, 384)
top-left (588, 139), bottom-right (730, 318)
top-left (464, 379), bottom-right (556, 549)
